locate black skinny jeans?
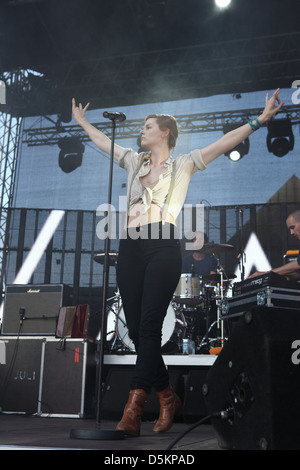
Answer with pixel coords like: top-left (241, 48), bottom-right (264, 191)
top-left (116, 222), bottom-right (182, 394)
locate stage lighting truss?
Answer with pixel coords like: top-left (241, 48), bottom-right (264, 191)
top-left (223, 122), bottom-right (250, 162)
top-left (58, 136), bottom-right (85, 173)
top-left (266, 118), bottom-right (294, 157)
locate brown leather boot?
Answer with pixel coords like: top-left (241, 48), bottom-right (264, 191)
top-left (153, 385), bottom-right (181, 433)
top-left (116, 389), bottom-right (148, 437)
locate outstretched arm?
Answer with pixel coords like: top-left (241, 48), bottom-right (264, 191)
top-left (72, 99), bottom-right (124, 160)
top-left (201, 89), bottom-right (284, 166)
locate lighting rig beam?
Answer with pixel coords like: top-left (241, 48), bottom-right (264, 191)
top-left (21, 105), bottom-right (300, 148)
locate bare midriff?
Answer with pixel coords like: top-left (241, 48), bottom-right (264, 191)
top-left (127, 200), bottom-right (174, 227)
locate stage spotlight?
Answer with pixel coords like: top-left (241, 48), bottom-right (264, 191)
top-left (228, 149), bottom-right (242, 162)
top-left (223, 123), bottom-right (250, 162)
top-left (266, 118), bottom-right (294, 157)
top-left (58, 136), bottom-right (85, 173)
top-left (215, 0), bottom-right (232, 8)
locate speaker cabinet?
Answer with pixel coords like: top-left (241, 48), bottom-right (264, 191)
top-left (0, 337), bottom-right (44, 414)
top-left (0, 337), bottom-right (96, 417)
top-left (183, 370), bottom-right (209, 421)
top-left (203, 307), bottom-right (300, 450)
top-left (38, 338), bottom-right (96, 417)
top-left (2, 284), bottom-right (73, 335)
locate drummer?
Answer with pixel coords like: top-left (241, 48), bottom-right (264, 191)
top-left (182, 232), bottom-right (217, 277)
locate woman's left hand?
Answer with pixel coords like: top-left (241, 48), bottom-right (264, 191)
top-left (260, 88), bottom-right (284, 123)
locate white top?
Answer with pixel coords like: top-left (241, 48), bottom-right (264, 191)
top-left (119, 148), bottom-right (207, 222)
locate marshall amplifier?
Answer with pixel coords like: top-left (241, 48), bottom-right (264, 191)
top-left (2, 284), bottom-right (73, 336)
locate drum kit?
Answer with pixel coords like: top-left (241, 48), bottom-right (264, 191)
top-left (94, 242), bottom-right (236, 354)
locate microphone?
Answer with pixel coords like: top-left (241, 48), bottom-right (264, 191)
top-left (103, 111), bottom-right (126, 122)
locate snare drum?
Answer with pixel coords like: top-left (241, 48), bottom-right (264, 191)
top-left (174, 273), bottom-right (201, 305)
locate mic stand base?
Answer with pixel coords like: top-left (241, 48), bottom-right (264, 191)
top-left (70, 428), bottom-right (124, 441)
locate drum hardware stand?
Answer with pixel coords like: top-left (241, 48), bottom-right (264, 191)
top-left (106, 291), bottom-right (122, 352)
top-left (199, 284), bottom-right (210, 352)
top-left (236, 207), bottom-right (246, 281)
top-left (198, 319), bottom-right (221, 351)
top-left (175, 307), bottom-right (188, 352)
top-left (209, 253), bottom-right (228, 350)
top-left (104, 295), bottom-right (119, 353)
top-left (70, 113), bottom-right (125, 441)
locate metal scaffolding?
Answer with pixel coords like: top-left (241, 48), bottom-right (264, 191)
top-left (22, 104), bottom-right (300, 147)
top-left (0, 72), bottom-right (23, 296)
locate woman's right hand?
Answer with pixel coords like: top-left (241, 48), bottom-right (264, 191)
top-left (72, 98), bottom-right (90, 125)
top-left (71, 98), bottom-right (124, 158)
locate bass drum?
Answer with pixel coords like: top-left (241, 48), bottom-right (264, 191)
top-left (116, 303), bottom-right (186, 353)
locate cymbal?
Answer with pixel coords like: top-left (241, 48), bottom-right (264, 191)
top-left (94, 252), bottom-right (118, 265)
top-left (202, 273), bottom-right (236, 283)
top-left (199, 243), bottom-right (234, 254)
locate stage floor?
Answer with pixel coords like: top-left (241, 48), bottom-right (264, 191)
top-left (0, 414), bottom-right (220, 452)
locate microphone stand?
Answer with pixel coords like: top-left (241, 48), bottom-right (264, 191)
top-left (211, 253), bottom-right (227, 348)
top-left (70, 115), bottom-right (125, 441)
